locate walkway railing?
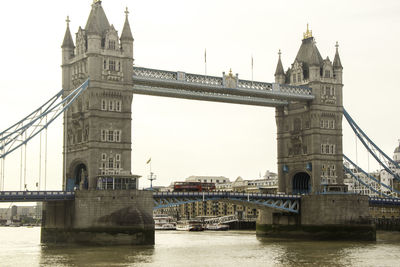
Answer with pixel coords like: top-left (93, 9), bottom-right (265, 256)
top-left (0, 191), bottom-right (75, 202)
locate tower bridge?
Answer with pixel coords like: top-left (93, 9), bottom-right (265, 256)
top-left (1, 0), bottom-right (399, 244)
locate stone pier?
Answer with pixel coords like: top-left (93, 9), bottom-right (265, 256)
top-left (41, 190), bottom-right (154, 245)
top-left (256, 194), bottom-right (376, 241)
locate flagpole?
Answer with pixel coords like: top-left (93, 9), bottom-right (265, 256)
top-left (204, 48), bottom-right (207, 75)
top-left (251, 55), bottom-right (254, 86)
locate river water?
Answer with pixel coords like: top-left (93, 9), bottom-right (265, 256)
top-left (1, 228), bottom-right (400, 267)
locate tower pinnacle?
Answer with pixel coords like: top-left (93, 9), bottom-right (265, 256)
top-left (121, 7), bottom-right (134, 41)
top-left (275, 49), bottom-right (285, 77)
top-left (125, 7), bottom-right (129, 18)
top-left (61, 16), bottom-right (74, 49)
top-left (333, 41), bottom-right (343, 69)
top-left (303, 23), bottom-right (313, 40)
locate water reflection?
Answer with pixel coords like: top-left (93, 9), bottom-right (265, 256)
top-left (40, 244), bottom-right (155, 267)
top-left (257, 236), bottom-right (367, 266)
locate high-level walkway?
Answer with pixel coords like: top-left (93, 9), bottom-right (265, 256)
top-left (132, 67), bottom-right (314, 107)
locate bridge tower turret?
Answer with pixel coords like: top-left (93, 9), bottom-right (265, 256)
top-left (275, 26), bottom-right (344, 194)
top-left (274, 50), bottom-right (286, 84)
top-left (61, 1), bottom-right (136, 190)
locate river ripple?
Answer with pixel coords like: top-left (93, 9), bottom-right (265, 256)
top-left (0, 228), bottom-right (400, 266)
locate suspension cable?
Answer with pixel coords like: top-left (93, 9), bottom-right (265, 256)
top-left (44, 117), bottom-right (48, 191)
top-left (19, 146), bottom-right (23, 191)
top-left (39, 131), bottom-right (42, 190)
top-left (344, 154), bottom-right (400, 197)
top-left (344, 108), bottom-right (400, 181)
top-left (344, 165), bottom-right (389, 198)
top-left (24, 132), bottom-right (27, 190)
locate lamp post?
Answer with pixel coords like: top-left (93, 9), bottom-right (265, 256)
top-left (148, 172), bottom-right (156, 190)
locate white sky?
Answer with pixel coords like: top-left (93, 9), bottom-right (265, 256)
top-left (0, 0), bottom-right (399, 191)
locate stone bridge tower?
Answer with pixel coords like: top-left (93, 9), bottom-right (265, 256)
top-left (275, 26), bottom-right (344, 194)
top-left (61, 1), bottom-right (135, 190)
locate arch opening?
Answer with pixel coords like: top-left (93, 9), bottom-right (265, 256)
top-left (73, 163), bottom-right (88, 190)
top-left (292, 172), bottom-right (310, 194)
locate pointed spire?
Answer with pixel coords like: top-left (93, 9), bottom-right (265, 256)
top-left (62, 16), bottom-right (75, 48)
top-left (275, 49), bottom-right (285, 76)
top-left (85, 0), bottom-right (110, 35)
top-left (121, 7), bottom-right (134, 41)
top-left (86, 13), bottom-right (101, 35)
top-left (333, 41), bottom-right (343, 69)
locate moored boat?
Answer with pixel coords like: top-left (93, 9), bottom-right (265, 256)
top-left (205, 223), bottom-right (229, 231)
top-left (154, 214), bottom-right (176, 230)
top-left (176, 219), bottom-right (204, 231)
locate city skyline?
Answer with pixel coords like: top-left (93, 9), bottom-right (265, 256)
top-left (0, 0), bottom-right (399, 190)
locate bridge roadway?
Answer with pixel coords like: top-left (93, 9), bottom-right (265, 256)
top-left (0, 191), bottom-right (398, 213)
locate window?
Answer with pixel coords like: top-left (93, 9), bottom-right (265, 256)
top-left (109, 60), bottom-right (116, 71)
top-left (324, 120), bottom-right (329, 128)
top-left (293, 74), bottom-right (296, 83)
top-left (320, 120), bottom-right (324, 128)
top-left (101, 99), bottom-right (107, 110)
top-left (325, 70), bottom-right (331, 78)
top-left (114, 131), bottom-right (121, 142)
top-left (103, 60), bottom-right (107, 70)
top-left (297, 73), bottom-right (301, 82)
top-left (331, 87), bottom-right (335, 96)
top-left (108, 158), bottom-right (114, 169)
top-left (101, 130), bottom-right (107, 141)
top-left (109, 100), bottom-right (114, 111)
top-left (321, 144), bottom-right (325, 154)
top-left (116, 101), bottom-right (121, 112)
top-left (101, 153), bottom-right (107, 161)
top-left (109, 40), bottom-right (116, 50)
top-left (108, 130), bottom-right (114, 142)
top-left (116, 154), bottom-right (121, 162)
top-left (330, 120), bottom-right (335, 129)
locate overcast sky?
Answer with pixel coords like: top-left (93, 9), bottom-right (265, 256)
top-left (0, 0), bottom-right (399, 191)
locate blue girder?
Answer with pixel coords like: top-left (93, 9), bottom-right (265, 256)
top-left (0, 79), bottom-right (89, 159)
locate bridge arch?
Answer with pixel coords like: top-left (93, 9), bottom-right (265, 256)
top-left (68, 160), bottom-right (89, 190)
top-left (292, 172), bottom-right (311, 194)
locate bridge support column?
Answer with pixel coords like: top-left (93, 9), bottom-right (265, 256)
top-left (256, 194), bottom-right (376, 241)
top-left (41, 190), bottom-right (154, 245)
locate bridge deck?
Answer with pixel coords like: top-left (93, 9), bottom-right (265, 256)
top-left (1, 191), bottom-right (399, 209)
top-left (132, 67), bottom-right (314, 107)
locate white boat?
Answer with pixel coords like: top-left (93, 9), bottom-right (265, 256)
top-left (205, 223), bottom-right (229, 231)
top-left (153, 215), bottom-right (176, 230)
top-left (176, 220), bottom-right (204, 231)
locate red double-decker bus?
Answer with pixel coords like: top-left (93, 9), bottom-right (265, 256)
top-left (173, 182), bottom-right (215, 192)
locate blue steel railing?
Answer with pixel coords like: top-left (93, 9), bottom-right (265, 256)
top-left (0, 191), bottom-right (75, 202)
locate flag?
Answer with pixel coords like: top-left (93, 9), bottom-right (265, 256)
top-left (251, 55), bottom-right (253, 70)
top-left (146, 158), bottom-right (151, 164)
top-left (204, 49), bottom-right (207, 63)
